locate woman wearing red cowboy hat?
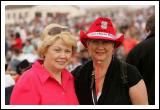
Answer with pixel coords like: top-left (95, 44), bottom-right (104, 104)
top-left (72, 17), bottom-right (148, 105)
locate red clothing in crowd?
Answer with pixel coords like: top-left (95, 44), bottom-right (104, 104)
top-left (12, 37), bottom-right (23, 50)
top-left (10, 60), bottom-right (79, 105)
top-left (14, 75), bottom-right (20, 83)
top-left (122, 37), bottom-right (138, 56)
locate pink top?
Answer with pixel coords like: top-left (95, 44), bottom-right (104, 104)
top-left (10, 60), bottom-right (79, 105)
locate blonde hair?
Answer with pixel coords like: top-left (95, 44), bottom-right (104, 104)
top-left (38, 23), bottom-right (77, 59)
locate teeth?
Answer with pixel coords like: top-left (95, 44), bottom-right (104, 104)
top-left (97, 61), bottom-right (102, 63)
top-left (56, 61), bottom-right (66, 64)
top-left (96, 52), bottom-right (105, 53)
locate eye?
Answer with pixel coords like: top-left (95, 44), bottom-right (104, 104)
top-left (65, 49), bottom-right (72, 54)
top-left (91, 40), bottom-right (97, 44)
top-left (53, 48), bottom-right (61, 52)
top-left (102, 41), bottom-right (107, 44)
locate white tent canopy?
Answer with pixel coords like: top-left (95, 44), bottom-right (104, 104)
top-left (32, 5), bottom-right (86, 18)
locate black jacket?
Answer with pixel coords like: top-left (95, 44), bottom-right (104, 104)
top-left (126, 34), bottom-right (155, 105)
top-left (72, 57), bottom-right (142, 105)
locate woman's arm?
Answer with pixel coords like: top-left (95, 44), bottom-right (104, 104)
top-left (129, 79), bottom-right (149, 105)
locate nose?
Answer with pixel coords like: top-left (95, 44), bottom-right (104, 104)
top-left (59, 51), bottom-right (68, 59)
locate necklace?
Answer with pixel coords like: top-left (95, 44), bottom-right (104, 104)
top-left (95, 74), bottom-right (106, 80)
top-left (92, 71), bottom-right (106, 80)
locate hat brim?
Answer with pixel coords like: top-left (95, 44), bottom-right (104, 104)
top-left (114, 34), bottom-right (124, 48)
top-left (80, 30), bottom-right (124, 48)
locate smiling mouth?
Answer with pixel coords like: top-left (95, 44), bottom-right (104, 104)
top-left (96, 51), bottom-right (106, 54)
top-left (56, 61), bottom-right (66, 64)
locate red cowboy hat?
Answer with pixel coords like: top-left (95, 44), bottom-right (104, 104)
top-left (80, 17), bottom-right (124, 48)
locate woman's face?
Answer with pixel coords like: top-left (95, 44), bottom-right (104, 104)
top-left (44, 39), bottom-right (72, 72)
top-left (87, 39), bottom-right (115, 63)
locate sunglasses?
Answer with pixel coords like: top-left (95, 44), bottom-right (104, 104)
top-left (48, 27), bottom-right (69, 36)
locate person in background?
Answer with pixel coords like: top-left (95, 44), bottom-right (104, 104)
top-left (22, 39), bottom-right (36, 54)
top-left (10, 23), bottom-right (79, 105)
top-left (11, 32), bottom-right (23, 50)
top-left (115, 23), bottom-right (139, 60)
top-left (122, 24), bottom-right (139, 58)
top-left (5, 59), bottom-right (31, 105)
top-left (72, 17), bottom-right (148, 105)
top-left (15, 59), bottom-right (31, 82)
top-left (5, 61), bottom-right (15, 105)
top-left (67, 52), bottom-right (81, 72)
top-left (80, 48), bottom-right (90, 65)
top-left (126, 15), bottom-right (155, 105)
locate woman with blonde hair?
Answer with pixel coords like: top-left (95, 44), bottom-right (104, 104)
top-left (10, 23), bottom-right (79, 105)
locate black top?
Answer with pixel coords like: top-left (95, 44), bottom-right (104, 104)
top-left (5, 85), bottom-right (14, 105)
top-left (72, 57), bottom-right (142, 105)
top-left (126, 35), bottom-right (155, 104)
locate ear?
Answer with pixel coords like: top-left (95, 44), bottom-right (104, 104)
top-left (43, 47), bottom-right (48, 58)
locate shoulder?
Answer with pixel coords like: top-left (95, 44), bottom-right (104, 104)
top-left (71, 65), bottom-right (83, 78)
top-left (71, 60), bottom-right (93, 78)
top-left (17, 60), bottom-right (46, 83)
top-left (63, 69), bottom-right (75, 79)
top-left (128, 37), bottom-right (154, 55)
top-left (15, 67), bottom-right (38, 87)
top-left (115, 58), bottom-right (143, 87)
top-left (126, 37), bottom-right (155, 65)
top-left (11, 67), bottom-right (40, 100)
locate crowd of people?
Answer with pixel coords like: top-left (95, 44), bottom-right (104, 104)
top-left (5, 6), bottom-right (155, 105)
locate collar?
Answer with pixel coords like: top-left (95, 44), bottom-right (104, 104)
top-left (32, 60), bottom-right (51, 84)
top-left (32, 60), bottom-right (73, 85)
